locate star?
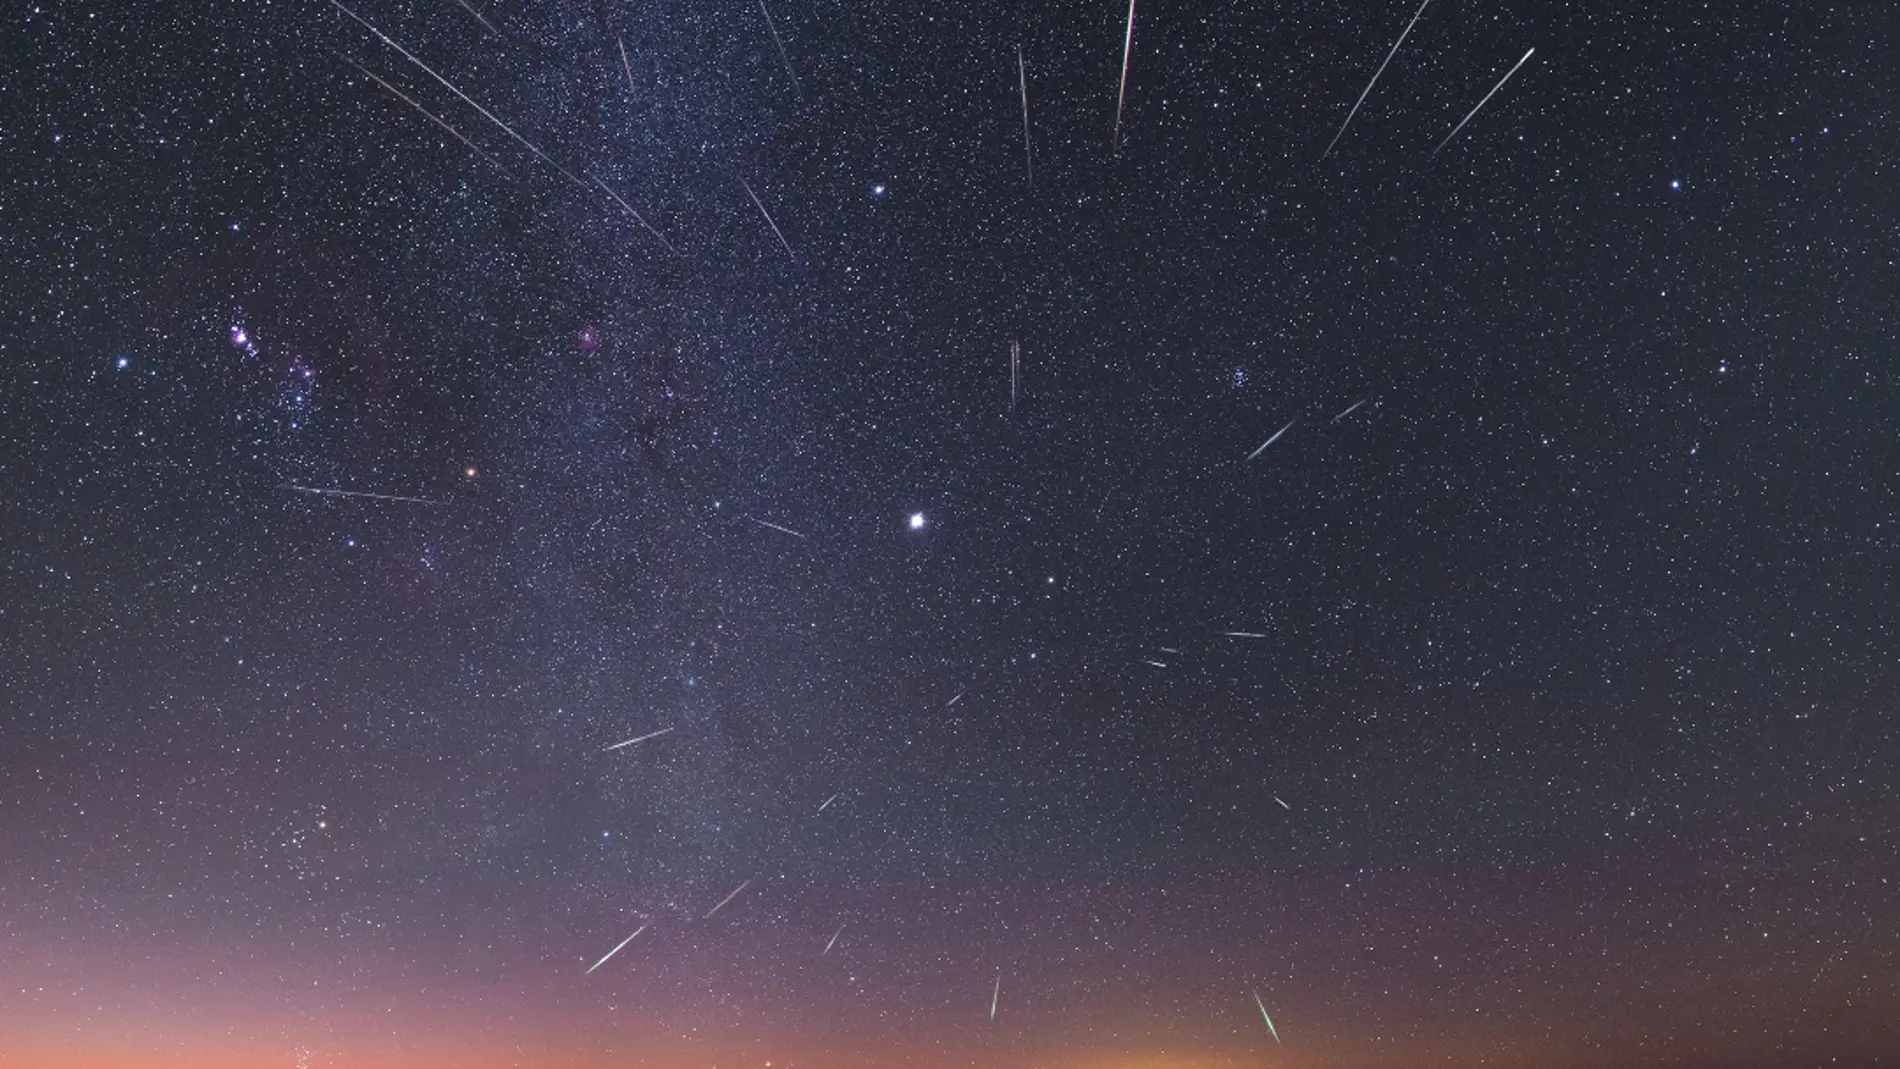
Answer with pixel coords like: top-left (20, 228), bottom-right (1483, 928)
top-left (908, 512), bottom-right (926, 530)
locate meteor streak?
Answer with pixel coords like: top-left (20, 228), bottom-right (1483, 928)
top-left (585, 925), bottom-right (647, 975)
top-left (329, 0), bottom-right (586, 186)
top-left (1017, 46), bottom-right (1033, 187)
top-left (740, 178), bottom-right (795, 260)
top-left (1112, 0), bottom-right (1138, 149)
top-left (1245, 419), bottom-right (1296, 461)
top-left (759, 0), bottom-right (803, 100)
top-left (822, 924), bottom-right (844, 956)
top-left (289, 484), bottom-right (446, 506)
top-left (705, 879), bottom-right (752, 919)
top-left (337, 56), bottom-right (505, 172)
top-left (1322, 0), bottom-right (1434, 159)
top-left (1432, 47), bottom-right (1537, 158)
top-left (1253, 990), bottom-right (1281, 1043)
top-left (1331, 398), bottom-right (1368, 423)
top-left (605, 727), bottom-right (673, 751)
top-left (990, 972), bottom-right (1001, 1019)
top-left (747, 515), bottom-right (808, 540)
top-left (591, 173), bottom-right (678, 253)
top-left (817, 791), bottom-right (841, 814)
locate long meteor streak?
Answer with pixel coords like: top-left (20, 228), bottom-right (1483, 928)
top-left (605, 727), bottom-right (673, 751)
top-left (1112, 0), bottom-right (1138, 149)
top-left (817, 791), bottom-right (841, 814)
top-left (822, 924), bottom-right (844, 956)
top-left (337, 56), bottom-right (506, 172)
top-left (1323, 0), bottom-right (1433, 159)
top-left (585, 925), bottom-right (647, 974)
top-left (705, 879), bottom-right (752, 919)
top-left (329, 0), bottom-right (585, 186)
top-left (990, 972), bottom-right (1001, 1019)
top-left (1245, 419), bottom-right (1296, 461)
top-left (289, 484), bottom-right (446, 506)
top-left (759, 1), bottom-right (803, 100)
top-left (1253, 990), bottom-right (1281, 1043)
top-left (1432, 47), bottom-right (1537, 158)
top-left (1220, 630), bottom-right (1267, 639)
top-left (1331, 398), bottom-right (1368, 423)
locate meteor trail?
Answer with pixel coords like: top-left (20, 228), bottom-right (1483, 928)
top-left (1331, 398), bottom-right (1368, 423)
top-left (591, 173), bottom-right (678, 253)
top-left (289, 484), bottom-right (446, 506)
top-left (1112, 0), bottom-right (1138, 149)
top-left (585, 925), bottom-right (647, 975)
top-left (1253, 990), bottom-right (1281, 1043)
top-left (1245, 419), bottom-right (1296, 461)
top-left (990, 972), bottom-right (1001, 1020)
top-left (705, 879), bottom-right (752, 919)
top-left (1219, 631), bottom-right (1267, 639)
top-left (1017, 45), bottom-right (1033, 187)
top-left (817, 791), bottom-right (841, 814)
top-left (329, 0), bottom-right (586, 186)
top-left (337, 56), bottom-right (506, 172)
top-left (740, 178), bottom-right (795, 260)
top-left (604, 727), bottom-right (673, 751)
top-left (759, 1), bottom-right (803, 101)
top-left (747, 515), bottom-right (808, 540)
top-left (1274, 796), bottom-right (1292, 810)
top-left (617, 36), bottom-right (636, 95)
top-left (822, 924), bottom-right (844, 956)
top-left (1322, 0), bottom-right (1434, 159)
top-left (947, 689), bottom-right (967, 706)
top-left (1010, 340), bottom-right (1020, 408)
top-left (450, 0), bottom-right (501, 38)
top-left (1432, 47), bottom-right (1537, 158)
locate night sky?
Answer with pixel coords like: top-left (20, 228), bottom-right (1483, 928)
top-left (3, 1), bottom-right (1898, 1067)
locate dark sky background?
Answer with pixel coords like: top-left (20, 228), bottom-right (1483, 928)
top-left (2, 0), bottom-right (1897, 1067)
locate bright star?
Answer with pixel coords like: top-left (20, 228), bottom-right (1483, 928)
top-left (908, 512), bottom-right (925, 530)
top-left (871, 183), bottom-right (886, 196)
top-left (115, 356), bottom-right (129, 369)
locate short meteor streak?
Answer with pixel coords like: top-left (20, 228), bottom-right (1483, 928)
top-left (747, 515), bottom-right (808, 540)
top-left (1112, 0), bottom-right (1138, 149)
top-left (1253, 990), bottom-right (1281, 1043)
top-left (289, 484), bottom-right (446, 506)
top-left (1322, 0), bottom-right (1434, 160)
top-left (1017, 46), bottom-right (1034, 187)
top-left (330, 0), bottom-right (586, 187)
top-left (817, 791), bottom-right (841, 814)
top-left (740, 178), bottom-right (795, 260)
top-left (759, 1), bottom-right (803, 101)
top-left (1219, 630), bottom-right (1267, 639)
top-left (705, 879), bottom-right (752, 919)
top-left (1432, 47), bottom-right (1537, 159)
top-left (1245, 419), bottom-right (1296, 461)
top-left (585, 925), bottom-right (647, 975)
top-left (1141, 659), bottom-right (1169, 669)
top-left (1010, 340), bottom-right (1020, 408)
top-left (451, 0), bottom-right (501, 38)
top-left (1331, 398), bottom-right (1368, 423)
top-left (990, 972), bottom-right (1002, 1020)
top-left (947, 689), bottom-right (967, 707)
top-left (591, 173), bottom-right (678, 254)
top-left (338, 56), bottom-right (506, 172)
top-left (605, 727), bottom-right (673, 751)
top-left (1274, 795), bottom-right (1292, 810)
top-left (822, 924), bottom-right (844, 956)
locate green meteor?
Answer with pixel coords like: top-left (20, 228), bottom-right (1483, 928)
top-left (1252, 990), bottom-right (1281, 1044)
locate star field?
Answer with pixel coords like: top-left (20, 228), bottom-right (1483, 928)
top-left (2, 2), bottom-right (1898, 1068)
